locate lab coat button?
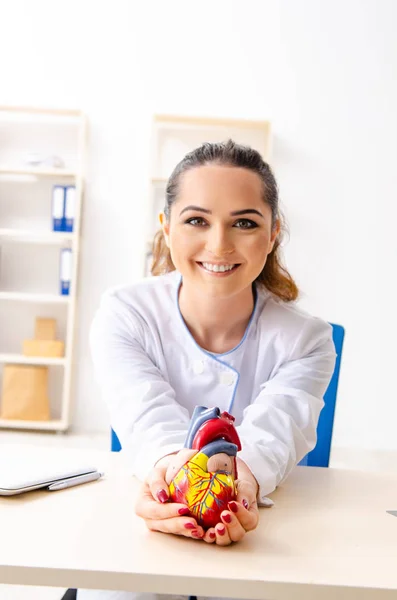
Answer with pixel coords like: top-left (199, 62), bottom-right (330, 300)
top-left (219, 371), bottom-right (235, 386)
top-left (193, 360), bottom-right (204, 374)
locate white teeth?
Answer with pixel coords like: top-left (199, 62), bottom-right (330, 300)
top-left (202, 262), bottom-right (235, 272)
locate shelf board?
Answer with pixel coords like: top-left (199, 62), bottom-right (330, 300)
top-left (0, 353), bottom-right (66, 366)
top-left (0, 229), bottom-right (75, 244)
top-left (0, 291), bottom-right (70, 304)
top-left (0, 167), bottom-right (77, 179)
top-left (154, 114), bottom-right (271, 130)
top-left (0, 105), bottom-right (83, 117)
top-left (0, 418), bottom-right (65, 431)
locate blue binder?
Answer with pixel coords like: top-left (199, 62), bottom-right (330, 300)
top-left (52, 186), bottom-right (65, 232)
top-left (64, 186), bottom-right (76, 232)
top-left (60, 248), bottom-right (72, 295)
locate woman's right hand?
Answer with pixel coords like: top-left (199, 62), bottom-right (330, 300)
top-left (134, 449), bottom-right (205, 539)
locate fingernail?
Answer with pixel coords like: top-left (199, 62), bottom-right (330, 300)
top-left (228, 501), bottom-right (238, 513)
top-left (242, 499), bottom-right (249, 509)
top-left (217, 526), bottom-right (226, 536)
top-left (192, 530), bottom-right (203, 538)
top-left (184, 522), bottom-right (195, 530)
top-left (156, 489), bottom-right (168, 503)
top-left (209, 532), bottom-right (216, 539)
top-left (178, 507), bottom-right (190, 515)
top-left (222, 512), bottom-right (232, 524)
top-left (262, 498), bottom-right (275, 507)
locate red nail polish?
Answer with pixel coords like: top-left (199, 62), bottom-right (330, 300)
top-left (209, 532), bottom-right (216, 539)
top-left (222, 512), bottom-right (232, 524)
top-left (184, 522), bottom-right (195, 530)
top-left (217, 526), bottom-right (226, 536)
top-left (178, 507), bottom-right (190, 515)
top-left (156, 489), bottom-right (168, 503)
top-left (192, 530), bottom-right (203, 538)
top-left (242, 499), bottom-right (249, 509)
top-left (228, 501), bottom-right (238, 513)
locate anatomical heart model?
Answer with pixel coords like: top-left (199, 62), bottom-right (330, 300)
top-left (166, 406), bottom-right (242, 529)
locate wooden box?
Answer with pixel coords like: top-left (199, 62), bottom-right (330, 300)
top-left (1, 364), bottom-right (50, 421)
top-left (22, 339), bottom-right (64, 358)
top-left (35, 318), bottom-right (57, 341)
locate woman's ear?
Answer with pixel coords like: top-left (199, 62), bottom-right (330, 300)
top-left (159, 212), bottom-right (170, 248)
top-left (268, 218), bottom-right (281, 253)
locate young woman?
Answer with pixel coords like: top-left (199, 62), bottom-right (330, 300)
top-left (76, 139), bottom-right (336, 600)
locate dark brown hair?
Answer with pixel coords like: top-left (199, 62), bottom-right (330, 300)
top-left (151, 139), bottom-right (299, 302)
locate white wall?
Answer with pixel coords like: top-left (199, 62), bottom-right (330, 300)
top-left (1, 0), bottom-right (396, 450)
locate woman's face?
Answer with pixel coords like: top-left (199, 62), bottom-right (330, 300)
top-left (161, 165), bottom-right (279, 299)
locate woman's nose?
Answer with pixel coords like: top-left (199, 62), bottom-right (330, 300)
top-left (205, 226), bottom-right (234, 256)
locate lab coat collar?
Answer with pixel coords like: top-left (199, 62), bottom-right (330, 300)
top-left (172, 270), bottom-right (268, 360)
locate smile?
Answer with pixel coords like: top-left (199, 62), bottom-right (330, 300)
top-left (197, 262), bottom-right (240, 275)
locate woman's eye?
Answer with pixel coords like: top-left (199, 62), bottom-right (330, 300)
top-left (234, 219), bottom-right (258, 229)
top-left (185, 217), bottom-right (207, 226)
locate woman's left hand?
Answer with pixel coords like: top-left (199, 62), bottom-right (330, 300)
top-left (202, 458), bottom-right (260, 545)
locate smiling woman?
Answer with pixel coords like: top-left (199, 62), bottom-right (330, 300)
top-left (152, 140), bottom-right (299, 354)
top-left (82, 139), bottom-right (337, 600)
top-left (152, 139), bottom-right (298, 303)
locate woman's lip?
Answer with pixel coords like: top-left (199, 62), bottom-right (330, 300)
top-left (196, 262), bottom-right (239, 266)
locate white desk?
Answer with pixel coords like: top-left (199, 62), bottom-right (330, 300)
top-left (0, 444), bottom-right (396, 600)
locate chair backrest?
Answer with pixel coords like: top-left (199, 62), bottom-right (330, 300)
top-left (111, 322), bottom-right (345, 465)
top-left (111, 427), bottom-right (121, 452)
top-left (299, 322), bottom-right (345, 467)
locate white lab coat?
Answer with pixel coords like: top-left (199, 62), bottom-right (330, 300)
top-left (90, 269), bottom-right (336, 504)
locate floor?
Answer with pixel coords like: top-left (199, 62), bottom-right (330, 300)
top-left (1, 430), bottom-right (396, 600)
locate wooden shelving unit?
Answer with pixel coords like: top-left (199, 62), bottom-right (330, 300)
top-left (0, 105), bottom-right (87, 432)
top-left (0, 167), bottom-right (77, 178)
top-left (0, 291), bottom-right (71, 303)
top-left (0, 229), bottom-right (75, 244)
top-left (0, 418), bottom-right (64, 431)
top-left (0, 353), bottom-right (66, 366)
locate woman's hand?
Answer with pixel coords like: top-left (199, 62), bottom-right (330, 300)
top-left (135, 449), bottom-right (205, 539)
top-left (135, 452), bottom-right (261, 546)
top-left (202, 458), bottom-right (260, 546)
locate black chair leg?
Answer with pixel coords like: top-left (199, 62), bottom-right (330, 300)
top-left (60, 589), bottom-right (77, 600)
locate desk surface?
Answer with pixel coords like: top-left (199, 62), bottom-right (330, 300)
top-left (0, 444), bottom-right (396, 600)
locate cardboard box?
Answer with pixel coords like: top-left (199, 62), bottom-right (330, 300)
top-left (22, 339), bottom-right (64, 358)
top-left (0, 364), bottom-right (50, 421)
top-left (35, 318), bottom-right (56, 341)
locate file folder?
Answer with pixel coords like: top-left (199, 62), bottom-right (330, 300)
top-left (60, 248), bottom-right (72, 295)
top-left (52, 186), bottom-right (65, 232)
top-left (64, 186), bottom-right (76, 232)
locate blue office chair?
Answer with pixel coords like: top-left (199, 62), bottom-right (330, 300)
top-left (298, 322), bottom-right (345, 467)
top-left (111, 322), bottom-right (345, 467)
top-left (111, 427), bottom-right (121, 452)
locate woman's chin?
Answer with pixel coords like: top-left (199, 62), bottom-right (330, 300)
top-left (192, 274), bottom-right (250, 300)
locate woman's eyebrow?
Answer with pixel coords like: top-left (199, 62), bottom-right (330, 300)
top-left (230, 209), bottom-right (264, 218)
top-left (179, 205), bottom-right (264, 218)
top-left (179, 205), bottom-right (211, 216)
